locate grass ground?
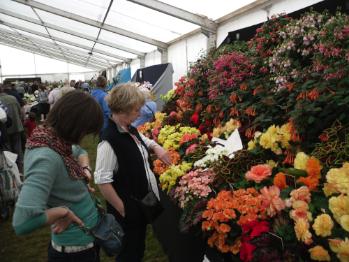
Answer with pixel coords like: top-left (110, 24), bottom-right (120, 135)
top-left (0, 135), bottom-right (168, 262)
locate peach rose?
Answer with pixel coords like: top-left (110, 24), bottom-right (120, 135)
top-left (245, 164), bottom-right (272, 183)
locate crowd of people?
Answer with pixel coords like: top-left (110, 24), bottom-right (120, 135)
top-left (3, 75), bottom-right (165, 262)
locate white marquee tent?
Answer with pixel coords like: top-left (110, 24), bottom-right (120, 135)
top-left (0, 0), bottom-right (323, 83)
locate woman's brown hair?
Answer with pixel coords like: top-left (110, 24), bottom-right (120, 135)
top-left (46, 90), bottom-right (103, 143)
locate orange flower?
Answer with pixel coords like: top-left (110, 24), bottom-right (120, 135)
top-left (229, 93), bottom-right (240, 103)
top-left (306, 157), bottom-right (322, 178)
top-left (179, 133), bottom-right (198, 145)
top-left (297, 91), bottom-right (307, 100)
top-left (274, 172), bottom-right (288, 190)
top-left (296, 157), bottom-right (322, 191)
top-left (245, 107), bottom-right (256, 116)
top-left (245, 127), bottom-right (256, 139)
top-left (229, 107), bottom-right (239, 116)
top-left (252, 85), bottom-right (263, 95)
top-left (153, 150), bottom-right (180, 175)
top-left (285, 82), bottom-right (295, 91)
top-left (283, 150), bottom-right (295, 165)
top-left (240, 83), bottom-right (248, 90)
top-left (219, 223), bottom-right (231, 233)
top-left (297, 176), bottom-right (319, 191)
top-left (153, 159), bottom-right (167, 175)
top-left (245, 164), bottom-right (272, 183)
top-left (307, 88), bottom-right (320, 101)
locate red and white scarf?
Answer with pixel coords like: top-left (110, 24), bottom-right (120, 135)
top-left (26, 126), bottom-right (87, 180)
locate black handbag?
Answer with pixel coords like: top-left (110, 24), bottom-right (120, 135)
top-left (138, 190), bottom-right (163, 223)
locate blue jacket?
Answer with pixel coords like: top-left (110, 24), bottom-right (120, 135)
top-left (132, 101), bottom-right (157, 127)
top-left (91, 88), bottom-right (111, 131)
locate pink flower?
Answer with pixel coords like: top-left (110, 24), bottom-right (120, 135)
top-left (290, 186), bottom-right (311, 203)
top-left (245, 164), bottom-right (272, 183)
top-left (185, 144), bottom-right (198, 155)
top-left (260, 186), bottom-right (286, 217)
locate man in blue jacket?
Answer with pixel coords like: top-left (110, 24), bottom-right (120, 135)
top-left (91, 76), bottom-right (111, 135)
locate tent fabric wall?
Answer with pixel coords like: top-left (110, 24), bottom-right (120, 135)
top-left (168, 32), bottom-right (207, 86)
top-left (145, 50), bottom-right (162, 67)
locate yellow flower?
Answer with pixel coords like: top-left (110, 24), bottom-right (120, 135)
top-left (247, 140), bottom-right (256, 150)
top-left (329, 238), bottom-right (349, 262)
top-left (340, 215), bottom-right (349, 232)
top-left (294, 219), bottom-right (312, 245)
top-left (323, 183), bottom-right (339, 197)
top-left (329, 195), bottom-right (349, 225)
top-left (312, 214), bottom-right (334, 237)
top-left (309, 245), bottom-right (331, 261)
top-left (279, 123), bottom-right (291, 148)
top-left (212, 127), bottom-right (222, 138)
top-left (294, 152), bottom-right (309, 170)
top-left (326, 163), bottom-right (349, 195)
top-left (266, 160), bottom-right (277, 168)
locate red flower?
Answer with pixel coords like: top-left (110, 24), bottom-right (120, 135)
top-left (242, 220), bottom-right (270, 238)
top-left (240, 241), bottom-right (255, 262)
top-left (319, 132), bottom-right (329, 142)
top-left (190, 112), bottom-right (200, 125)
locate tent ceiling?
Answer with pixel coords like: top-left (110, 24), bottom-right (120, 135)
top-left (0, 0), bottom-right (259, 70)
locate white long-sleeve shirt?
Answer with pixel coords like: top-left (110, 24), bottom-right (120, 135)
top-left (94, 128), bottom-right (160, 199)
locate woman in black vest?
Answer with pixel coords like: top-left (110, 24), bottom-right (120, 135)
top-left (94, 83), bottom-right (170, 262)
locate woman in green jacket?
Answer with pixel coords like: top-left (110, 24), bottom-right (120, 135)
top-left (13, 91), bottom-right (103, 262)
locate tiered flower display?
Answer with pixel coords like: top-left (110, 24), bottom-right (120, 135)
top-left (139, 10), bottom-right (349, 262)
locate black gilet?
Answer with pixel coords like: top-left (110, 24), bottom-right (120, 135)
top-left (101, 119), bottom-right (150, 213)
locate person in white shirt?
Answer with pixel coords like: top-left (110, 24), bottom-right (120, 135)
top-left (94, 83), bottom-right (170, 262)
top-left (48, 84), bottom-right (62, 109)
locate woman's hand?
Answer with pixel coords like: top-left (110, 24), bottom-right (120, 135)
top-left (83, 166), bottom-right (95, 193)
top-left (51, 208), bottom-right (84, 234)
top-left (153, 145), bottom-right (171, 165)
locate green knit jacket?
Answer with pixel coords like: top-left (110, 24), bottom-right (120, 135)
top-left (12, 146), bottom-right (98, 246)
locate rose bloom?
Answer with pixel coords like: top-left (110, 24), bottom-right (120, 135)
top-left (312, 214), bottom-right (334, 237)
top-left (309, 245), bottom-right (331, 261)
top-left (245, 164), bottom-right (272, 183)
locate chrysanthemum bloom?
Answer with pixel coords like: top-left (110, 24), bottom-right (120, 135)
top-left (312, 214), bottom-right (334, 237)
top-left (309, 245), bottom-right (330, 261)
